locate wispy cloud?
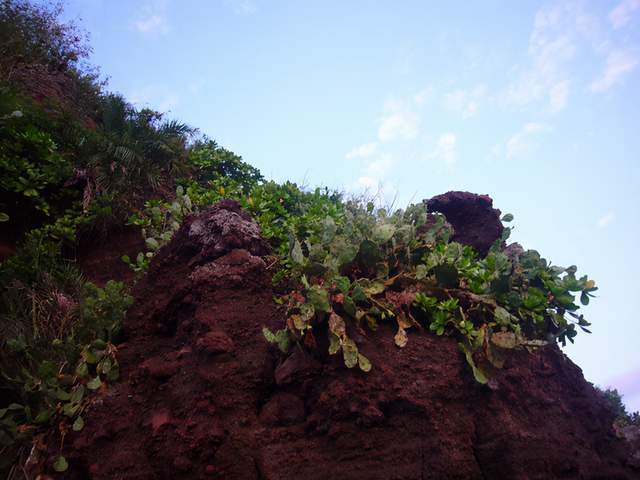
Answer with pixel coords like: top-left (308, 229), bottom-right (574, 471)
top-left (501, 122), bottom-right (550, 160)
top-left (226, 0), bottom-right (258, 15)
top-left (345, 142), bottom-right (377, 160)
top-left (597, 212), bottom-right (615, 228)
top-left (442, 86), bottom-right (485, 119)
top-left (414, 87), bottom-right (434, 106)
top-left (378, 97), bottom-right (420, 142)
top-left (590, 49), bottom-right (639, 92)
top-left (427, 133), bottom-right (457, 165)
top-left (504, 3), bottom-right (603, 113)
top-left (353, 154), bottom-right (394, 191)
top-left (549, 80), bottom-right (569, 113)
top-left (187, 78), bottom-right (206, 95)
top-left (609, 0), bottom-right (640, 29)
top-left (134, 0), bottom-right (170, 35)
top-left (130, 85), bottom-right (180, 112)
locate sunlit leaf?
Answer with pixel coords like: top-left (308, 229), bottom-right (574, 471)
top-left (358, 353), bottom-right (372, 372)
top-left (290, 239), bottom-right (304, 265)
top-left (372, 224), bottom-right (395, 243)
top-left (307, 285), bottom-right (331, 312)
top-left (87, 376), bottom-right (102, 391)
top-left (491, 332), bottom-right (517, 349)
top-left (394, 327), bottom-right (408, 348)
top-left (342, 338), bottom-right (358, 368)
top-left (328, 332), bottom-right (341, 355)
top-left (53, 456), bottom-right (68, 472)
top-left (72, 415), bottom-right (85, 432)
top-left (328, 313), bottom-right (346, 338)
top-left (459, 343), bottom-right (488, 384)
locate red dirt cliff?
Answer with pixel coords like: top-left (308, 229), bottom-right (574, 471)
top-left (58, 195), bottom-right (637, 479)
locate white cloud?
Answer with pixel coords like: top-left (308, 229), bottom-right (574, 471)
top-left (609, 0), bottom-right (640, 29)
top-left (354, 154), bottom-right (394, 190)
top-left (226, 0), bottom-right (257, 15)
top-left (188, 78), bottom-right (206, 95)
top-left (549, 80), bottom-right (569, 112)
top-left (590, 49), bottom-right (639, 92)
top-left (345, 142), bottom-right (377, 160)
top-left (503, 3), bottom-right (603, 113)
top-left (130, 85), bottom-right (180, 112)
top-left (378, 97), bottom-right (420, 142)
top-left (427, 133), bottom-right (457, 165)
top-left (442, 86), bottom-right (485, 118)
top-left (505, 3), bottom-right (638, 106)
top-left (414, 87), bottom-right (434, 106)
top-left (504, 122), bottom-right (549, 159)
top-left (134, 0), bottom-right (170, 35)
top-left (597, 212), bottom-right (614, 228)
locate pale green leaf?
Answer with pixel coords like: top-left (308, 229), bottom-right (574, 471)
top-left (53, 456), bottom-right (68, 472)
top-left (342, 338), bottom-right (358, 368)
top-left (358, 353), bottom-right (372, 372)
top-left (72, 415), bottom-right (85, 432)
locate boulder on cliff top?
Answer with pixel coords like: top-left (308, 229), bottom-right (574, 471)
top-left (425, 191), bottom-right (504, 255)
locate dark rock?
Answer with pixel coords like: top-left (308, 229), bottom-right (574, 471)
top-left (425, 191), bottom-right (504, 256)
top-left (503, 242), bottom-right (525, 262)
top-left (274, 350), bottom-right (321, 386)
top-left (259, 393), bottom-right (305, 426)
top-left (139, 354), bottom-right (180, 380)
top-left (186, 200), bottom-right (269, 264)
top-left (196, 330), bottom-right (234, 355)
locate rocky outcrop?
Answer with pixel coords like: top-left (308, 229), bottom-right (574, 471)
top-left (425, 191), bottom-right (504, 255)
top-left (60, 198), bottom-right (637, 479)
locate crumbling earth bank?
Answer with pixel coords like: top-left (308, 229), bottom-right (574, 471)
top-left (61, 196), bottom-right (636, 479)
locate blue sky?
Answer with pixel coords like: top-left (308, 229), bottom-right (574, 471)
top-left (62, 0), bottom-right (640, 410)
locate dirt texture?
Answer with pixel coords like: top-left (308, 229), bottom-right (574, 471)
top-left (57, 199), bottom-right (637, 479)
top-left (425, 191), bottom-right (504, 256)
top-left (75, 226), bottom-right (145, 287)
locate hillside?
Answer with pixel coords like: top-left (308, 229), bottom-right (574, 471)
top-left (54, 197), bottom-right (636, 479)
top-left (1, 2), bottom-right (639, 479)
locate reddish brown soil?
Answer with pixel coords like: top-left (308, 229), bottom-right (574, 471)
top-left (54, 198), bottom-right (637, 479)
top-left (75, 226), bottom-right (145, 287)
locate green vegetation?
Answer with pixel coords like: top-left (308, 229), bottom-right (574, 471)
top-left (597, 387), bottom-right (640, 428)
top-left (1, 1), bottom-right (193, 474)
top-left (262, 202), bottom-right (596, 383)
top-left (0, 223), bottom-right (131, 472)
top-left (0, 0), bottom-right (617, 477)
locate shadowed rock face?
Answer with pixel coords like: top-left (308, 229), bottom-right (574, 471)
top-left (425, 191), bottom-right (504, 256)
top-left (60, 199), bottom-right (637, 480)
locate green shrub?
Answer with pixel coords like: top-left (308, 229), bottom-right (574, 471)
top-left (0, 104), bottom-right (72, 217)
top-left (0, 264), bottom-right (132, 473)
top-left (263, 203), bottom-right (596, 383)
top-left (189, 138), bottom-right (263, 192)
top-left (123, 186), bottom-right (194, 274)
top-left (0, 0), bottom-right (89, 82)
top-left (597, 387), bottom-right (640, 427)
top-left (85, 94), bottom-right (194, 203)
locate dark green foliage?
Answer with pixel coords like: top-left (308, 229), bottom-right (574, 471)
top-left (262, 202), bottom-right (597, 381)
top-left (597, 387), bottom-right (640, 427)
top-left (0, 114), bottom-right (70, 214)
top-left (85, 94), bottom-right (195, 203)
top-left (0, 0), bottom-right (89, 81)
top-left (189, 138), bottom-right (263, 192)
top-left (0, 90), bottom-right (75, 224)
top-left (0, 256), bottom-right (131, 470)
top-left (128, 180), bottom-right (345, 282)
top-left (123, 186), bottom-right (194, 275)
